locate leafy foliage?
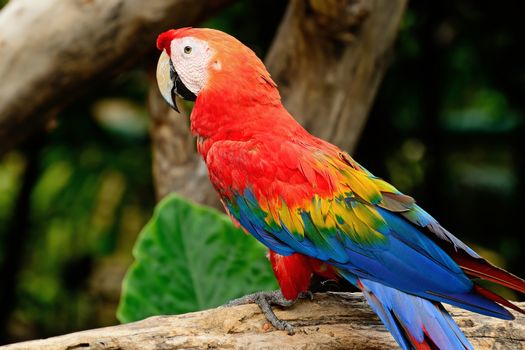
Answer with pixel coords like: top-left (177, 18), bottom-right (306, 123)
top-left (117, 194), bottom-right (277, 323)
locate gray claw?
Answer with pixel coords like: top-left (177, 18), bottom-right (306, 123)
top-left (225, 290), bottom-right (298, 334)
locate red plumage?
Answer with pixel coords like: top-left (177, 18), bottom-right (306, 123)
top-left (269, 251), bottom-right (339, 300)
top-left (269, 252), bottom-right (312, 300)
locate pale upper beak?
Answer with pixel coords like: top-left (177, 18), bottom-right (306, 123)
top-left (156, 50), bottom-right (178, 112)
top-left (156, 50), bottom-right (197, 113)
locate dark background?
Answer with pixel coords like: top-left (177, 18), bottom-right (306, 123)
top-left (0, 0), bottom-right (523, 344)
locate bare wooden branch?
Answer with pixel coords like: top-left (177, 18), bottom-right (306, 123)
top-left (0, 0), bottom-right (234, 154)
top-left (149, 0), bottom-right (407, 201)
top-left (2, 293), bottom-right (524, 350)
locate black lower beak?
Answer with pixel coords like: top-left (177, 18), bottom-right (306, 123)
top-left (169, 59), bottom-right (197, 113)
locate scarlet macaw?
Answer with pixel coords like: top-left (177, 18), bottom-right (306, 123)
top-left (155, 27), bottom-right (525, 349)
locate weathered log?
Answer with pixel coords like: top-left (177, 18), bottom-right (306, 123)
top-left (149, 0), bottom-right (407, 201)
top-left (0, 0), bottom-right (234, 154)
top-left (2, 293), bottom-right (524, 350)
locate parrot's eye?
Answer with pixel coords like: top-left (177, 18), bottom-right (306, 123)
top-left (184, 46), bottom-right (192, 54)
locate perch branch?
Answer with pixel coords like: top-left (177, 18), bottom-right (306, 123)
top-left (2, 293), bottom-right (524, 350)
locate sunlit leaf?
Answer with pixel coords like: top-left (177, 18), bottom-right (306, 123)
top-left (117, 193), bottom-right (277, 323)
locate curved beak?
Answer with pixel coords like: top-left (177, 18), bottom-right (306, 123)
top-left (156, 50), bottom-right (197, 113)
top-left (156, 50), bottom-right (178, 112)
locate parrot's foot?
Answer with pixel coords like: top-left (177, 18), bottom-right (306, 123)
top-left (225, 290), bottom-right (311, 335)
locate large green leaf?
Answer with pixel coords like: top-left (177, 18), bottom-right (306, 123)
top-left (117, 193), bottom-right (277, 323)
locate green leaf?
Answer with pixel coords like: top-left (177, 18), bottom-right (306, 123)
top-left (117, 193), bottom-right (277, 323)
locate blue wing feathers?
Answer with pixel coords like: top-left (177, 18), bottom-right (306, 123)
top-left (231, 190), bottom-right (512, 319)
top-left (378, 207), bottom-right (464, 275)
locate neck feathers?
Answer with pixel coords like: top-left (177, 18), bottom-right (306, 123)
top-left (190, 61), bottom-right (285, 140)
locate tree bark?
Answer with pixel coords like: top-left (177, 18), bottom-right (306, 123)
top-left (0, 0), bottom-right (234, 155)
top-left (267, 0), bottom-right (407, 153)
top-left (149, 0), bottom-right (407, 201)
top-left (148, 85), bottom-right (219, 206)
top-left (2, 293), bottom-right (524, 350)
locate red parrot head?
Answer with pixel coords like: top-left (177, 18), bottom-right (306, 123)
top-left (156, 27), bottom-right (279, 113)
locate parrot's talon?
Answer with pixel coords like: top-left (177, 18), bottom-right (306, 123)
top-left (224, 290), bottom-right (297, 334)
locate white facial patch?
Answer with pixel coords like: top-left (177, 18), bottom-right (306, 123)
top-left (170, 37), bottom-right (214, 95)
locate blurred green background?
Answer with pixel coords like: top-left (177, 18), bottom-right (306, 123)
top-left (0, 0), bottom-right (523, 344)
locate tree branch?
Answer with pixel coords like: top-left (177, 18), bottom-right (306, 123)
top-left (266, 0), bottom-right (407, 153)
top-left (1, 293), bottom-right (523, 349)
top-left (0, 0), bottom-right (234, 154)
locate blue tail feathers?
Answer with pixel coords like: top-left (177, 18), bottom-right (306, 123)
top-left (358, 278), bottom-right (473, 350)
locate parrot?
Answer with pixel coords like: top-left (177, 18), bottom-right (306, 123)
top-left (155, 27), bottom-right (525, 349)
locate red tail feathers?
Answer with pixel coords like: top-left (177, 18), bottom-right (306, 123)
top-left (453, 253), bottom-right (525, 294)
top-left (450, 250), bottom-right (525, 315)
top-left (473, 284), bottom-right (525, 315)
